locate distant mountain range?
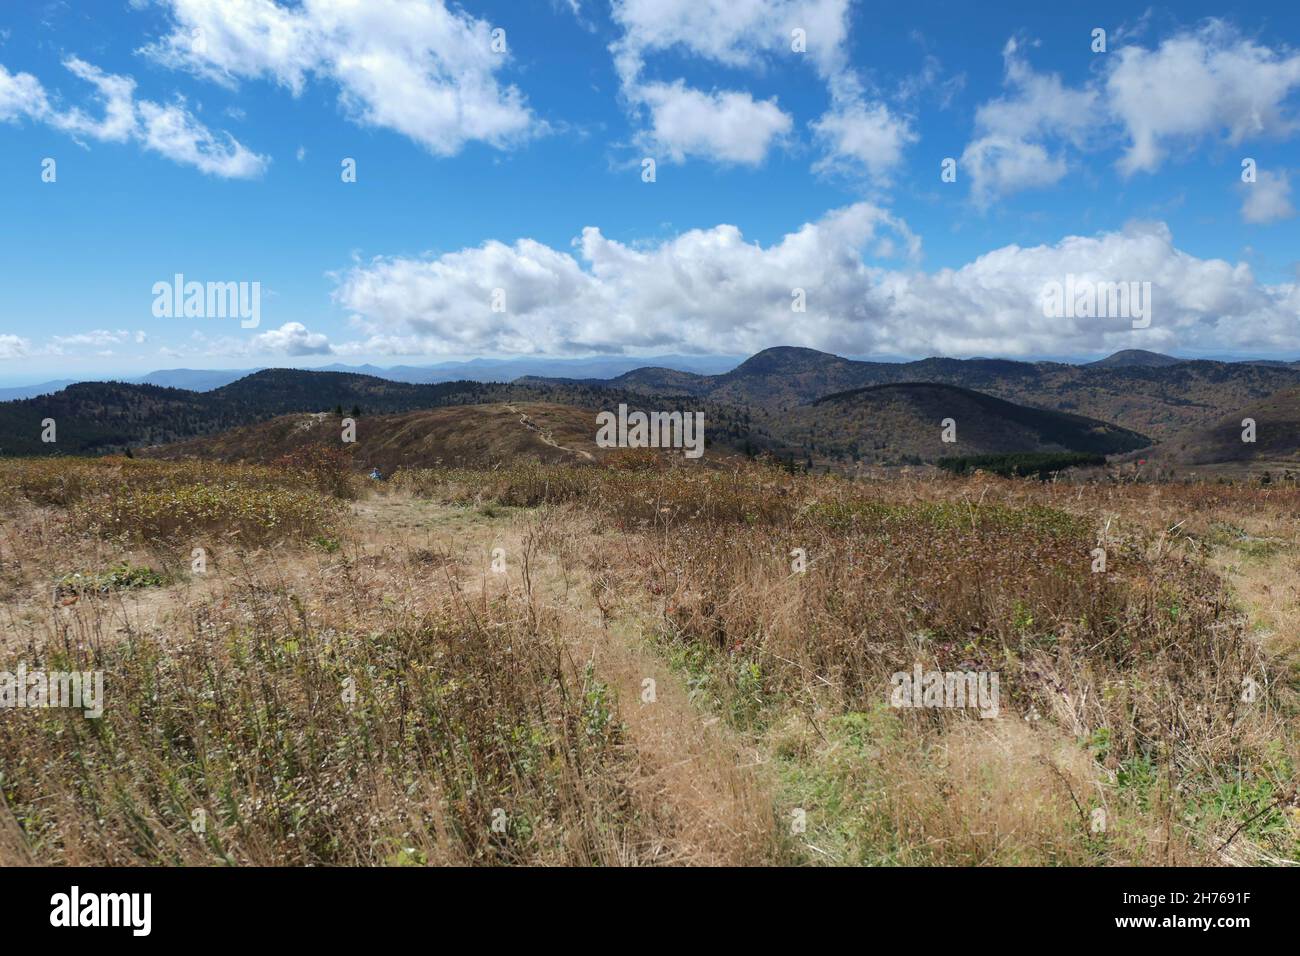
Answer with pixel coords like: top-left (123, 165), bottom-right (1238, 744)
top-left (6, 348), bottom-right (1298, 402)
top-left (0, 369), bottom-right (258, 402)
top-left (0, 369), bottom-right (768, 458)
top-left (0, 354), bottom-right (743, 401)
top-left (523, 346), bottom-right (1300, 443)
top-left (4, 346), bottom-right (1300, 472)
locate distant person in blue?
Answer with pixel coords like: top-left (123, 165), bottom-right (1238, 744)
top-left (369, 467), bottom-right (383, 481)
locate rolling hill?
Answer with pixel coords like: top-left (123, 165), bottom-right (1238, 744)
top-left (0, 354), bottom-right (741, 396)
top-left (1085, 349), bottom-right (1183, 368)
top-left (0, 368), bottom-right (780, 460)
top-left (9, 348), bottom-right (1300, 472)
top-left (527, 346), bottom-right (1300, 442)
top-left (0, 372), bottom-right (505, 455)
top-left (145, 403), bottom-right (609, 470)
top-left (0, 381), bottom-right (212, 456)
top-left (1131, 386), bottom-right (1300, 475)
top-left (142, 382), bottom-right (1146, 472)
top-left (782, 382), bottom-right (1150, 466)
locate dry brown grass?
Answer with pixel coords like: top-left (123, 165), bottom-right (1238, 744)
top-left (1, 456), bottom-right (1297, 866)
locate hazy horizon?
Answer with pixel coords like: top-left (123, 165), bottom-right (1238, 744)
top-left (7, 343), bottom-right (1300, 392)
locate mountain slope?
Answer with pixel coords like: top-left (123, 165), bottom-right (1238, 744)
top-left (1086, 349), bottom-right (1183, 368)
top-left (0, 379), bottom-right (77, 402)
top-left (780, 382), bottom-right (1151, 465)
top-left (0, 371), bottom-right (521, 455)
top-left (0, 368), bottom-right (782, 459)
top-left (1137, 387), bottom-right (1300, 472)
top-left (4, 350), bottom-right (1293, 469)
top-left (0, 381), bottom-right (211, 455)
top-left (544, 346), bottom-right (1300, 442)
top-left (146, 403), bottom-right (608, 470)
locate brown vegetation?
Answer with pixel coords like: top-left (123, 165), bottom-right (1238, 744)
top-left (1, 456), bottom-right (1297, 866)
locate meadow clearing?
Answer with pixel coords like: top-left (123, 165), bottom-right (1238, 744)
top-left (0, 453), bottom-right (1297, 866)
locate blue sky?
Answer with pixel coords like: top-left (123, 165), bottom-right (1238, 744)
top-left (0, 0), bottom-right (1298, 385)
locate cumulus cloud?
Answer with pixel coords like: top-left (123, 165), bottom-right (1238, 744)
top-left (609, 0), bottom-right (911, 175)
top-left (0, 57), bottom-right (266, 177)
top-left (249, 322), bottom-right (333, 355)
top-left (329, 208), bottom-right (1300, 359)
top-left (1241, 168), bottom-right (1296, 224)
top-left (333, 203), bottom-right (917, 356)
top-left (637, 82), bottom-right (793, 165)
top-left (157, 322), bottom-right (334, 358)
top-left (871, 221), bottom-right (1300, 355)
top-left (961, 38), bottom-right (1100, 206)
top-left (1108, 21), bottom-right (1300, 175)
top-left (812, 98), bottom-right (918, 181)
top-left (964, 23), bottom-right (1300, 204)
top-left (610, 0), bottom-right (849, 79)
top-left (0, 64), bottom-right (49, 121)
top-left (142, 0), bottom-right (540, 156)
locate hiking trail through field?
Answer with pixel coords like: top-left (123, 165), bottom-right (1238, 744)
top-left (352, 491), bottom-right (778, 864)
top-left (505, 403), bottom-right (595, 461)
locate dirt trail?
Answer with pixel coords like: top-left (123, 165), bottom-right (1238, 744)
top-left (505, 403), bottom-right (595, 462)
top-left (3, 489), bottom-right (778, 863)
top-left (354, 493), bottom-right (778, 864)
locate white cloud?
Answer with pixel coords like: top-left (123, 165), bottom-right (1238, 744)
top-left (51, 329), bottom-right (135, 349)
top-left (1241, 169), bottom-right (1296, 224)
top-left (961, 39), bottom-right (1099, 206)
top-left (39, 329), bottom-right (157, 357)
top-left (1107, 21), bottom-right (1300, 175)
top-left (249, 322), bottom-right (333, 355)
top-left (136, 99), bottom-right (268, 178)
top-left (0, 64), bottom-right (49, 121)
top-left (962, 138), bottom-right (1068, 207)
top-left (0, 334), bottom-right (31, 359)
top-left (609, 0), bottom-right (910, 174)
top-left (869, 221), bottom-right (1291, 355)
top-left (963, 23), bottom-right (1300, 204)
top-left (330, 208), bottom-right (1300, 358)
top-left (0, 56), bottom-right (266, 177)
top-left (52, 57), bottom-right (138, 141)
top-left (610, 0), bottom-right (850, 79)
top-left (4, 329), bottom-right (151, 360)
top-left (638, 82), bottom-right (792, 165)
top-left (143, 0), bottom-right (541, 156)
top-left (158, 321), bottom-right (335, 358)
top-left (555, 0), bottom-right (595, 32)
top-left (333, 203), bottom-right (911, 356)
top-left (812, 99), bottom-right (917, 181)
